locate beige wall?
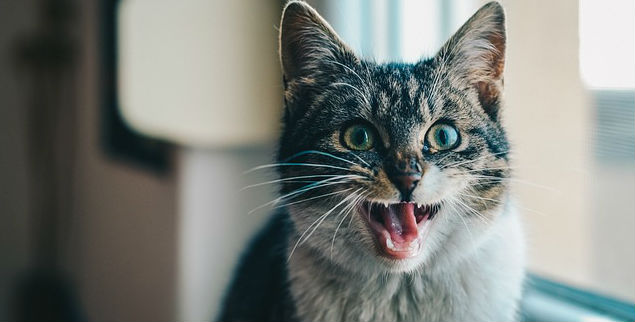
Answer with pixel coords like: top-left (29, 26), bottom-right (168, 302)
top-left (69, 2), bottom-right (178, 321)
top-left (502, 0), bottom-right (592, 283)
top-left (0, 1), bottom-right (179, 321)
top-left (177, 148), bottom-right (277, 321)
top-left (501, 0), bottom-right (634, 301)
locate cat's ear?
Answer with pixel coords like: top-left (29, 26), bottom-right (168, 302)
top-left (435, 1), bottom-right (506, 120)
top-left (279, 1), bottom-right (357, 82)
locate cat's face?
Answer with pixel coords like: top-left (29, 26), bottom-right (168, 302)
top-left (277, 1), bottom-right (510, 273)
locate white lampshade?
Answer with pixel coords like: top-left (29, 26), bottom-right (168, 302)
top-left (118, 0), bottom-right (282, 147)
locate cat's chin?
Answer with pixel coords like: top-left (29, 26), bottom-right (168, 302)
top-left (359, 201), bottom-right (439, 262)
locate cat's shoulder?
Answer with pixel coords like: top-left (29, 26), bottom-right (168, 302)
top-left (216, 211), bottom-right (296, 322)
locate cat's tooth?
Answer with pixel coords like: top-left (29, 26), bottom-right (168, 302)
top-left (386, 237), bottom-right (396, 250)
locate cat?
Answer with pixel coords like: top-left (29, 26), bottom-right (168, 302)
top-left (218, 1), bottom-right (525, 321)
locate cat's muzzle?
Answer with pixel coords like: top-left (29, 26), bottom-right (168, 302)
top-left (360, 201), bottom-right (439, 260)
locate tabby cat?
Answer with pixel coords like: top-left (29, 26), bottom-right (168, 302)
top-left (219, 1), bottom-right (525, 321)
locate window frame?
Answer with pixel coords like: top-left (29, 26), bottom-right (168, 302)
top-left (521, 274), bottom-right (635, 322)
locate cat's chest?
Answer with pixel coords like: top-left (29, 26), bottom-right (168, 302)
top-left (290, 270), bottom-right (464, 322)
top-left (286, 219), bottom-right (525, 322)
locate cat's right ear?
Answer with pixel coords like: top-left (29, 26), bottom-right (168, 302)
top-left (432, 1), bottom-right (506, 121)
top-left (279, 1), bottom-right (357, 83)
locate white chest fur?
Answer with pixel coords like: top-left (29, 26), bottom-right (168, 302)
top-left (287, 210), bottom-right (525, 322)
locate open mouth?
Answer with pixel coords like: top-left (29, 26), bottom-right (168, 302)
top-left (360, 201), bottom-right (439, 260)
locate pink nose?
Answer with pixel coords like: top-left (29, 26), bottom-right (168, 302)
top-left (389, 173), bottom-right (422, 201)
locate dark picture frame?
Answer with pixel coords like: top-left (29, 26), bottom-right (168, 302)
top-left (100, 0), bottom-right (172, 174)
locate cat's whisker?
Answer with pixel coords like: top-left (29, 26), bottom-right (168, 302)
top-left (452, 196), bottom-right (483, 221)
top-left (465, 174), bottom-right (559, 193)
top-left (288, 196), bottom-right (351, 262)
top-left (298, 188), bottom-right (363, 247)
top-left (347, 194), bottom-right (370, 228)
top-left (421, 204), bottom-right (441, 246)
top-left (240, 174), bottom-right (365, 191)
top-left (447, 198), bottom-right (476, 245)
top-left (514, 205), bottom-right (549, 218)
top-left (288, 189), bottom-right (362, 262)
top-left (284, 180), bottom-right (335, 184)
top-left (348, 152), bottom-right (372, 168)
top-left (460, 166), bottom-right (518, 173)
top-left (434, 151), bottom-right (457, 165)
top-left (272, 188), bottom-right (353, 210)
top-left (451, 196), bottom-right (514, 240)
top-left (458, 191), bottom-right (549, 218)
top-left (243, 162), bottom-right (355, 175)
top-left (248, 176), bottom-right (358, 214)
top-left (283, 150), bottom-right (371, 169)
top-left (440, 151), bottom-right (510, 169)
top-left (452, 197), bottom-right (492, 225)
top-left (330, 190), bottom-right (370, 258)
top-left (459, 198), bottom-right (491, 227)
top-left (329, 192), bottom-right (360, 258)
top-left (456, 192), bottom-right (500, 204)
top-left (274, 175), bottom-right (358, 197)
top-left (454, 199), bottom-right (507, 241)
top-left (266, 179), bottom-right (354, 206)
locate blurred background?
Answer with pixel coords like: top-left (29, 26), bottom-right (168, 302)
top-left (0, 0), bottom-right (633, 321)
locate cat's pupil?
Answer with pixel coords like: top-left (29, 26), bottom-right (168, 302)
top-left (354, 128), bottom-right (367, 145)
top-left (438, 129), bottom-right (447, 145)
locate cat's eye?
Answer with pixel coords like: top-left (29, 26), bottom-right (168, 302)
top-left (342, 124), bottom-right (375, 151)
top-left (426, 123), bottom-right (459, 151)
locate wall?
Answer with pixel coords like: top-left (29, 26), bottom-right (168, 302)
top-left (177, 148), bottom-right (277, 321)
top-left (69, 1), bottom-right (178, 321)
top-left (0, 1), bottom-right (37, 320)
top-left (501, 0), bottom-right (634, 301)
top-left (501, 0), bottom-right (592, 285)
top-left (0, 1), bottom-right (179, 321)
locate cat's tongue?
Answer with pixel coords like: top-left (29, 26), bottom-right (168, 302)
top-left (379, 203), bottom-right (419, 245)
top-left (366, 202), bottom-right (429, 259)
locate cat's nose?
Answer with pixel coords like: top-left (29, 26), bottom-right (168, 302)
top-left (386, 155), bottom-right (423, 201)
top-left (390, 173), bottom-right (422, 201)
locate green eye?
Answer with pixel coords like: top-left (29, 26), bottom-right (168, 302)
top-left (427, 123), bottom-right (459, 151)
top-left (342, 124), bottom-right (375, 151)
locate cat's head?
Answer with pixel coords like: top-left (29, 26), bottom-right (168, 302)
top-left (277, 1), bottom-right (510, 274)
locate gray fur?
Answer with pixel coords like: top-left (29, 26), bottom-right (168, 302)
top-left (274, 1), bottom-right (525, 321)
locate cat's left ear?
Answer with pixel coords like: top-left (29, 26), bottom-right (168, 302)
top-left (278, 1), bottom-right (357, 83)
top-left (435, 1), bottom-right (506, 120)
